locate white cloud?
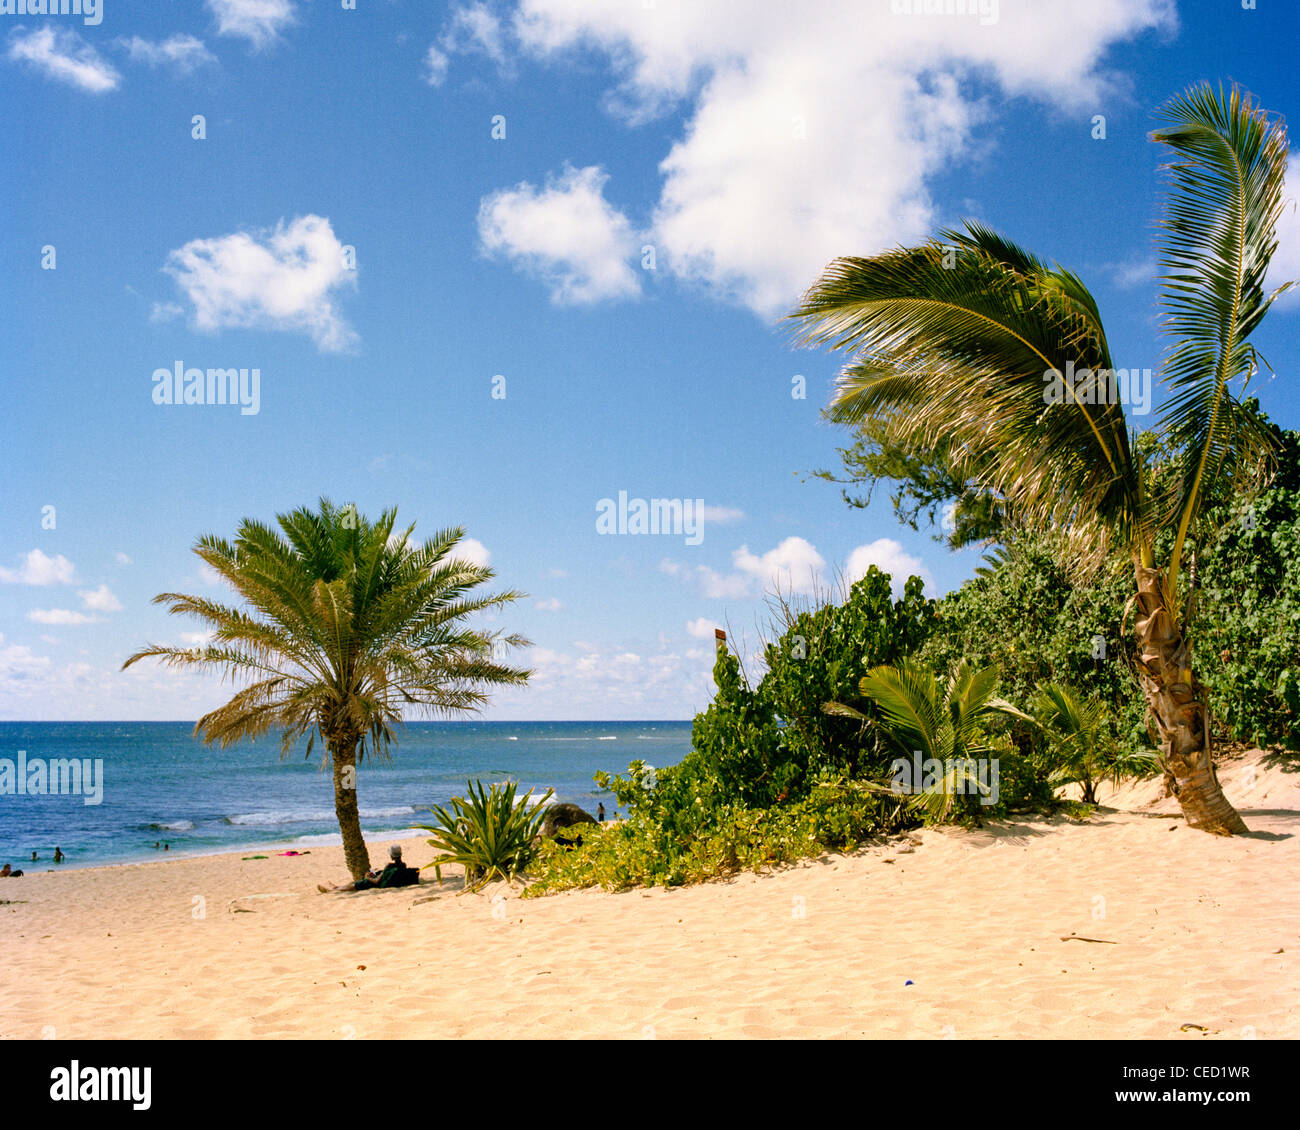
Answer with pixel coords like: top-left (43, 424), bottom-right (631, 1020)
top-left (114, 551), bottom-right (132, 565)
top-left (699, 505), bottom-right (744, 524)
top-left (478, 165), bottom-right (642, 304)
top-left (510, 0), bottom-right (1176, 316)
top-left (150, 301), bottom-right (185, 322)
top-left (27, 609), bottom-right (101, 626)
top-left (445, 3), bottom-right (507, 64)
top-left (455, 538), bottom-right (492, 568)
top-left (78, 584), bottom-right (123, 613)
top-left (198, 563), bottom-right (225, 587)
top-left (733, 536), bottom-right (826, 594)
top-left (426, 3), bottom-right (511, 86)
top-left (1269, 154), bottom-right (1300, 308)
top-left (494, 640), bottom-right (704, 716)
top-left (658, 557), bottom-right (751, 599)
top-left (424, 44), bottom-right (450, 85)
top-left (162, 215), bottom-right (358, 352)
top-left (1110, 257), bottom-right (1156, 289)
top-left (662, 536), bottom-right (827, 597)
top-left (535, 597), bottom-right (563, 611)
top-left (845, 538), bottom-right (933, 596)
top-left (0, 632), bottom-right (53, 688)
top-left (0, 549), bottom-right (77, 586)
top-left (685, 616), bottom-right (723, 639)
top-left (120, 35), bottom-right (217, 73)
top-left (208, 0), bottom-right (295, 50)
top-left (6, 26), bottom-right (120, 93)
top-left (697, 566), bottom-right (753, 600)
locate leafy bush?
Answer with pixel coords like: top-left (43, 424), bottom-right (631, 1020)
top-left (686, 567), bottom-right (935, 809)
top-left (757, 569), bottom-right (935, 783)
top-left (1195, 426), bottom-right (1300, 748)
top-left (685, 646), bottom-right (786, 807)
top-left (522, 779), bottom-right (909, 896)
top-left (418, 779), bottom-right (552, 892)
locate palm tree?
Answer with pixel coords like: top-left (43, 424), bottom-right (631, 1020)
top-left (123, 498), bottom-right (531, 879)
top-left (825, 659), bottom-right (1028, 821)
top-left (793, 83), bottom-right (1293, 834)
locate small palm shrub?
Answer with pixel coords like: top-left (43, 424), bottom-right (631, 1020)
top-left (825, 659), bottom-right (1038, 822)
top-left (1030, 683), bottom-right (1160, 803)
top-left (418, 779), bottom-right (553, 892)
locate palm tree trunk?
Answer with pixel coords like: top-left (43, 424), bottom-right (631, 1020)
top-left (330, 737), bottom-right (372, 879)
top-left (1132, 565), bottom-right (1248, 835)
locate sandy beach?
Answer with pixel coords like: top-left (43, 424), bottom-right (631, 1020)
top-left (3, 747), bottom-right (1295, 1040)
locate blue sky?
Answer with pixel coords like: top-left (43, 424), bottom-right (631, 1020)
top-left (1, 0), bottom-right (1298, 721)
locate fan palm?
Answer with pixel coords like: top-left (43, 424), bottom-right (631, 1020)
top-left (122, 498), bottom-right (531, 879)
top-left (793, 83), bottom-right (1293, 834)
top-left (825, 659), bottom-right (1028, 821)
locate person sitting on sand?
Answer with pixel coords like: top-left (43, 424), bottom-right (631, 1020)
top-left (318, 845), bottom-right (415, 893)
top-left (1, 863), bottom-right (22, 877)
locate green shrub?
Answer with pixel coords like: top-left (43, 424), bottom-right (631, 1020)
top-left (418, 779), bottom-right (552, 892)
top-left (828, 657), bottom-right (1052, 822)
top-left (683, 566), bottom-right (935, 810)
top-left (523, 779), bottom-right (909, 897)
top-left (1196, 426), bottom-right (1300, 748)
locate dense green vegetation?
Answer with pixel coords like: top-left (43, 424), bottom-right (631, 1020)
top-left (1195, 426), bottom-right (1300, 748)
top-left (522, 424), bottom-right (1298, 896)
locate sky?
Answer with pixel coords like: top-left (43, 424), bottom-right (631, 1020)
top-left (1, 0), bottom-right (1298, 721)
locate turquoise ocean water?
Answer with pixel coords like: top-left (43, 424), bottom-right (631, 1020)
top-left (0, 721), bottom-right (691, 871)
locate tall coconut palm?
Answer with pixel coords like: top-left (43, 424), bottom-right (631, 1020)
top-left (123, 498), bottom-right (531, 879)
top-left (792, 83), bottom-right (1293, 834)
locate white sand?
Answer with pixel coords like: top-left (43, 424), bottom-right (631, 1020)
top-left (2, 747), bottom-right (1296, 1039)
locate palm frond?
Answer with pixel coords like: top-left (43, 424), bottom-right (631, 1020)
top-left (791, 225), bottom-right (1141, 571)
top-left (1152, 82), bottom-right (1291, 601)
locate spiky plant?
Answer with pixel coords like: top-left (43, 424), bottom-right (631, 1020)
top-left (419, 779), bottom-right (554, 893)
top-left (794, 83), bottom-right (1293, 834)
top-left (122, 498), bottom-right (531, 880)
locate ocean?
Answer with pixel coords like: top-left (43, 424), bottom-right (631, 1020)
top-left (0, 720), bottom-right (692, 871)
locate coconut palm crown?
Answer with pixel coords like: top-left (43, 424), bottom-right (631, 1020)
top-left (792, 83), bottom-right (1294, 834)
top-left (123, 498), bottom-right (531, 878)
